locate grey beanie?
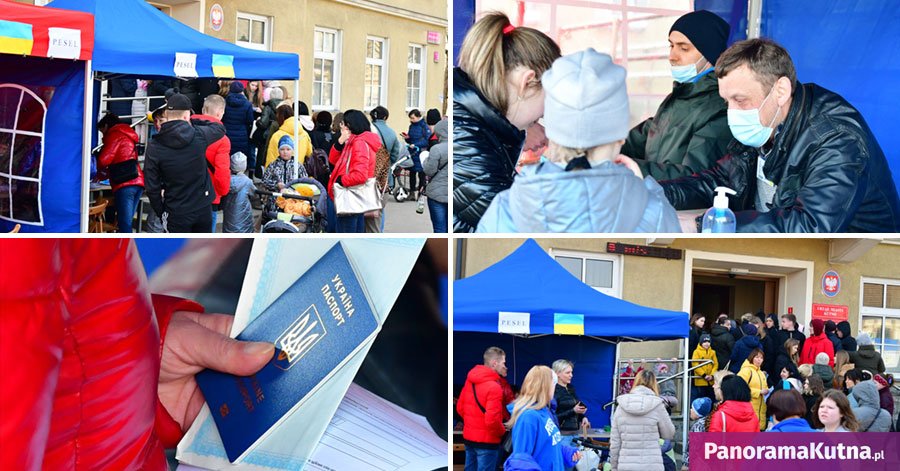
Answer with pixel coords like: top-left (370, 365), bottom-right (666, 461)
top-left (230, 152), bottom-right (247, 173)
top-left (541, 48), bottom-right (629, 149)
top-left (269, 87), bottom-right (284, 101)
top-left (857, 332), bottom-right (873, 346)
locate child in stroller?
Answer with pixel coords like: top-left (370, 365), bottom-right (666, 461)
top-left (256, 177), bottom-right (328, 233)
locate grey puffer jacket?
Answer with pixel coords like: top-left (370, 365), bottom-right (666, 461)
top-left (610, 386), bottom-right (676, 471)
top-left (850, 381), bottom-right (891, 432)
top-left (424, 119), bottom-right (448, 203)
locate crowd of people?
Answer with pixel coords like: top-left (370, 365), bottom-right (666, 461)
top-left (94, 78), bottom-right (448, 233)
top-left (456, 314), bottom-right (897, 471)
top-left (453, 10), bottom-right (900, 233)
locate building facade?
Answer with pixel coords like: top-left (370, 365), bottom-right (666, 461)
top-left (458, 238), bottom-right (900, 373)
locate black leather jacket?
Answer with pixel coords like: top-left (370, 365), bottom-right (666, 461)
top-left (662, 82), bottom-right (900, 232)
top-left (452, 68), bottom-right (525, 232)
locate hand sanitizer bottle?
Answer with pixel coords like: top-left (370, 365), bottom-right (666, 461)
top-left (701, 187), bottom-right (737, 233)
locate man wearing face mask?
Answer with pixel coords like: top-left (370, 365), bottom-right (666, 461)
top-left (661, 38), bottom-right (900, 232)
top-left (619, 10), bottom-right (733, 181)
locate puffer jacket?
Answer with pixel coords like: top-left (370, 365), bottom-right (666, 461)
top-left (691, 345), bottom-right (717, 386)
top-left (812, 363), bottom-right (835, 386)
top-left (729, 335), bottom-right (761, 373)
top-left (191, 114), bottom-right (231, 204)
top-left (424, 119), bottom-right (449, 204)
top-left (222, 91), bottom-right (254, 157)
top-left (453, 68), bottom-right (525, 232)
top-left (850, 345), bottom-right (885, 375)
top-left (609, 385), bottom-right (676, 471)
top-left (476, 160), bottom-right (681, 233)
top-left (327, 131), bottom-right (381, 202)
top-left (837, 322), bottom-right (857, 351)
top-left (266, 117), bottom-right (314, 167)
top-left (406, 119), bottom-right (432, 172)
top-left (850, 381), bottom-right (892, 432)
top-left (97, 123), bottom-right (144, 192)
top-left (0, 239), bottom-right (202, 471)
top-left (621, 71), bottom-right (732, 180)
top-left (708, 400), bottom-right (760, 432)
top-left (710, 324), bottom-right (735, 370)
top-left (800, 333), bottom-right (835, 367)
top-left (737, 360), bottom-right (768, 430)
top-left (661, 82), bottom-right (900, 232)
top-left (456, 365), bottom-right (505, 446)
top-left (553, 384), bottom-right (583, 432)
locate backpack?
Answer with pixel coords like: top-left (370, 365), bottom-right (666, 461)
top-left (304, 148), bottom-right (330, 186)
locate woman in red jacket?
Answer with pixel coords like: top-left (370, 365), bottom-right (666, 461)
top-left (708, 375), bottom-right (760, 432)
top-left (0, 240), bottom-right (274, 470)
top-left (327, 109), bottom-right (381, 233)
top-left (800, 318), bottom-right (835, 367)
top-left (96, 113), bottom-right (145, 233)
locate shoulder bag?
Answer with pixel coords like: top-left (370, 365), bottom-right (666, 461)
top-left (333, 143), bottom-right (381, 216)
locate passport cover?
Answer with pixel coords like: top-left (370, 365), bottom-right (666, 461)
top-left (195, 242), bottom-right (380, 463)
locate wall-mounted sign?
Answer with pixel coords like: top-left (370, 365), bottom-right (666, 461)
top-left (433, 51), bottom-right (440, 63)
top-left (606, 242), bottom-right (682, 260)
top-left (811, 303), bottom-right (849, 322)
top-left (498, 311), bottom-right (530, 334)
top-left (209, 4), bottom-right (224, 32)
top-left (822, 270), bottom-right (841, 297)
top-left (427, 31), bottom-right (440, 44)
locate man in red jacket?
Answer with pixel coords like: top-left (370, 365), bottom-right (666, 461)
top-left (799, 318), bottom-right (835, 367)
top-left (192, 94), bottom-right (232, 232)
top-left (0, 240), bottom-right (274, 470)
top-left (96, 113), bottom-right (145, 233)
top-left (457, 346), bottom-right (508, 471)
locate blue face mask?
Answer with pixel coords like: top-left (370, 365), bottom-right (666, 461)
top-left (670, 57), bottom-right (705, 83)
top-left (727, 85), bottom-right (781, 148)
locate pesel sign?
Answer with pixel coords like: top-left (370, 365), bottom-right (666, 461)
top-left (811, 303), bottom-right (849, 322)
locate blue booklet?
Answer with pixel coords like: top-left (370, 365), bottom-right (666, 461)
top-left (195, 242), bottom-right (380, 463)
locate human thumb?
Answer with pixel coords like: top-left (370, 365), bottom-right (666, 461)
top-left (190, 328), bottom-right (275, 376)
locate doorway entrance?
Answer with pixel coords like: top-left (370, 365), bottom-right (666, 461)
top-left (692, 272), bottom-right (779, 323)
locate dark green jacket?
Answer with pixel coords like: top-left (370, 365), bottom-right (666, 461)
top-left (621, 71), bottom-right (732, 180)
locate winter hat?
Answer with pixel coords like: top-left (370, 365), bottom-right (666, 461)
top-left (278, 135), bottom-right (294, 150)
top-left (857, 332), bottom-right (874, 346)
top-left (230, 152), bottom-right (247, 173)
top-left (691, 397), bottom-right (712, 417)
top-left (541, 48), bottom-right (629, 149)
top-left (825, 320), bottom-right (837, 333)
top-left (837, 321), bottom-right (852, 338)
top-left (669, 10), bottom-right (730, 65)
top-left (699, 333), bottom-right (712, 345)
top-left (815, 352), bottom-right (830, 366)
top-left (811, 318), bottom-right (825, 337)
top-left (229, 81), bottom-right (245, 93)
top-left (873, 374), bottom-right (888, 388)
top-left (165, 93), bottom-right (192, 111)
top-left (766, 313), bottom-right (779, 326)
top-left (269, 87), bottom-right (284, 101)
top-left (742, 323), bottom-right (758, 337)
top-left (656, 363), bottom-right (669, 375)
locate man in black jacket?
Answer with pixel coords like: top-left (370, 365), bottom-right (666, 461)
top-left (144, 94), bottom-right (225, 233)
top-left (661, 38), bottom-right (900, 232)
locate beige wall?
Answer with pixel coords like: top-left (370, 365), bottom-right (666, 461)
top-left (208, 0), bottom-right (447, 132)
top-left (459, 239), bottom-right (900, 360)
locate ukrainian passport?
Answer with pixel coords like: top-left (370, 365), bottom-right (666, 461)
top-left (195, 242), bottom-right (380, 463)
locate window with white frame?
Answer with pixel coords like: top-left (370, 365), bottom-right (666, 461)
top-left (0, 84), bottom-right (48, 225)
top-left (551, 249), bottom-right (622, 298)
top-left (33, 0), bottom-right (51, 5)
top-left (407, 44), bottom-right (425, 110)
top-left (236, 12), bottom-right (270, 51)
top-left (859, 277), bottom-right (900, 374)
top-left (364, 36), bottom-right (388, 109)
top-left (313, 28), bottom-right (341, 110)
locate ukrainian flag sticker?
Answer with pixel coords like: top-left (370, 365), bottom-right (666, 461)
top-left (212, 54), bottom-right (235, 78)
top-left (553, 313), bottom-right (584, 336)
top-left (0, 19), bottom-right (34, 56)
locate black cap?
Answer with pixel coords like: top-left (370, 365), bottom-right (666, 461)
top-left (166, 93), bottom-right (192, 111)
top-left (670, 10), bottom-right (730, 65)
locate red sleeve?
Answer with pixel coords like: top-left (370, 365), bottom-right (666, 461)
top-left (456, 380), bottom-right (469, 417)
top-left (211, 136), bottom-right (232, 197)
top-left (150, 294), bottom-right (205, 448)
top-left (96, 135), bottom-right (121, 169)
top-left (708, 410), bottom-right (723, 432)
top-left (484, 383), bottom-right (506, 439)
top-left (826, 342), bottom-right (835, 368)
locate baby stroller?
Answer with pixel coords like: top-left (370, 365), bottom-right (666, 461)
top-left (572, 436), bottom-right (608, 471)
top-left (389, 154), bottom-right (414, 202)
top-left (256, 177), bottom-right (328, 233)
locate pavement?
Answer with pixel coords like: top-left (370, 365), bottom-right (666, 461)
top-left (383, 194), bottom-right (436, 233)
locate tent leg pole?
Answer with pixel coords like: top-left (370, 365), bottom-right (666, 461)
top-left (682, 336), bottom-right (689, 465)
top-left (612, 341), bottom-right (620, 418)
top-left (80, 61), bottom-right (93, 233)
top-left (293, 79), bottom-right (300, 178)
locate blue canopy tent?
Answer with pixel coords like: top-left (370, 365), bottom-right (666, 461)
top-left (454, 239), bottom-right (687, 428)
top-left (46, 0), bottom-right (301, 232)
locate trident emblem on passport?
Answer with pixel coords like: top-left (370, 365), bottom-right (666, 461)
top-left (273, 305), bottom-right (328, 370)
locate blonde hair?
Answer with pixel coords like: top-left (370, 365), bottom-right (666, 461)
top-left (833, 350), bottom-right (851, 388)
top-left (457, 12), bottom-right (560, 114)
top-left (633, 369), bottom-right (659, 395)
top-left (546, 140), bottom-right (621, 165)
top-left (713, 370), bottom-right (734, 402)
top-left (551, 359), bottom-right (573, 375)
top-left (798, 363), bottom-right (813, 378)
top-left (507, 365), bottom-right (554, 428)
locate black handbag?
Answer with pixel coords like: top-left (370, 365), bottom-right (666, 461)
top-left (108, 159), bottom-right (139, 185)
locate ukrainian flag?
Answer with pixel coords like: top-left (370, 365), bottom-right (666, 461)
top-left (0, 19), bottom-right (34, 56)
top-left (212, 54), bottom-right (235, 78)
top-left (553, 313), bottom-right (584, 336)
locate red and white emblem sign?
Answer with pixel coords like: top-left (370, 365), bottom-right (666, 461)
top-left (210, 4), bottom-right (224, 32)
top-left (822, 270), bottom-right (840, 297)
